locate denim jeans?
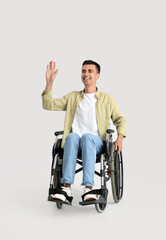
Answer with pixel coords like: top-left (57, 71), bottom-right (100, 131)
top-left (61, 133), bottom-right (106, 186)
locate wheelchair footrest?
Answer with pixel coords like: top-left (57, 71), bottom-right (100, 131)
top-left (79, 188), bottom-right (108, 206)
top-left (48, 187), bottom-right (73, 204)
top-left (79, 195), bottom-right (106, 206)
top-left (47, 195), bottom-right (72, 205)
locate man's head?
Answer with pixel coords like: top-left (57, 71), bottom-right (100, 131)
top-left (81, 60), bottom-right (101, 87)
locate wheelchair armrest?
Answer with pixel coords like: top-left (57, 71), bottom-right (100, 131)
top-left (54, 131), bottom-right (64, 136)
top-left (106, 129), bottom-right (114, 134)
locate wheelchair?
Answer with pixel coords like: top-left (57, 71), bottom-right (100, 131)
top-left (47, 129), bottom-right (124, 213)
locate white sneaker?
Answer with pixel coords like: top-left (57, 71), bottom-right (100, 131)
top-left (83, 187), bottom-right (98, 201)
top-left (51, 187), bottom-right (72, 202)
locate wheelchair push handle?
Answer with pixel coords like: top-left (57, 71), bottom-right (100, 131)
top-left (54, 131), bottom-right (64, 136)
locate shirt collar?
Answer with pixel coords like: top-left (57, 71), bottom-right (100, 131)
top-left (81, 87), bottom-right (100, 99)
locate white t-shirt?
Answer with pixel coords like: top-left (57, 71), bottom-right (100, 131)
top-left (72, 92), bottom-right (99, 137)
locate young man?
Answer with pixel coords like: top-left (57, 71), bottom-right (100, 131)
top-left (41, 60), bottom-right (126, 202)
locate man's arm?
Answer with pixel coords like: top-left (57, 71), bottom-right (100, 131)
top-left (41, 60), bottom-right (69, 111)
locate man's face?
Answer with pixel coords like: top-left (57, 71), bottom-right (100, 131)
top-left (81, 64), bottom-right (100, 87)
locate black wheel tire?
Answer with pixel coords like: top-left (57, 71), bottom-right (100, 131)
top-left (52, 155), bottom-right (63, 210)
top-left (111, 146), bottom-right (123, 203)
top-left (53, 169), bottom-right (62, 189)
top-left (95, 202), bottom-right (107, 213)
top-left (53, 155), bottom-right (62, 189)
top-left (95, 188), bottom-right (108, 213)
top-left (56, 202), bottom-right (63, 209)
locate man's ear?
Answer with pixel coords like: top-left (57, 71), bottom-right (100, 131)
top-left (96, 74), bottom-right (100, 80)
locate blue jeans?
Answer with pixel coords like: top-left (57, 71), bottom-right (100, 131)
top-left (61, 133), bottom-right (106, 186)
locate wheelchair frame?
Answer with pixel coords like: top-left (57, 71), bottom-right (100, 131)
top-left (48, 129), bottom-right (124, 213)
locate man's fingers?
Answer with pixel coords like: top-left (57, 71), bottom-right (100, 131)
top-left (118, 145), bottom-right (122, 153)
top-left (49, 60), bottom-right (53, 69)
top-left (47, 60), bottom-right (57, 71)
top-left (114, 142), bottom-right (117, 151)
top-left (118, 146), bottom-right (121, 153)
top-left (48, 61), bottom-right (51, 70)
top-left (114, 142), bottom-right (122, 153)
top-left (54, 68), bottom-right (59, 76)
top-left (47, 63), bottom-right (50, 71)
top-left (53, 61), bottom-right (56, 70)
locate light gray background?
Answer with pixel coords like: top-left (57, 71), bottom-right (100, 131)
top-left (0, 0), bottom-right (166, 239)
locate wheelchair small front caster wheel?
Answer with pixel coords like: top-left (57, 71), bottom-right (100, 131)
top-left (95, 203), bottom-right (107, 213)
top-left (56, 202), bottom-right (63, 209)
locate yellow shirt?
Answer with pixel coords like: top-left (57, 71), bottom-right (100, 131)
top-left (41, 88), bottom-right (126, 149)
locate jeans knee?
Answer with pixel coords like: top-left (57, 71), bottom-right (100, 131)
top-left (65, 133), bottom-right (80, 145)
top-left (80, 133), bottom-right (94, 146)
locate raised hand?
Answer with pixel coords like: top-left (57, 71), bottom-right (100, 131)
top-left (46, 60), bottom-right (59, 85)
top-left (44, 60), bottom-right (59, 94)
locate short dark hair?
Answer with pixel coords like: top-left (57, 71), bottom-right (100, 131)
top-left (82, 60), bottom-right (101, 74)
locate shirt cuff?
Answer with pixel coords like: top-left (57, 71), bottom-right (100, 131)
top-left (41, 90), bottom-right (52, 99)
top-left (117, 128), bottom-right (126, 138)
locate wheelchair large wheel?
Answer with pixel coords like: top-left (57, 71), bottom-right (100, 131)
top-left (53, 154), bottom-right (62, 189)
top-left (53, 154), bottom-right (63, 209)
top-left (111, 150), bottom-right (123, 203)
